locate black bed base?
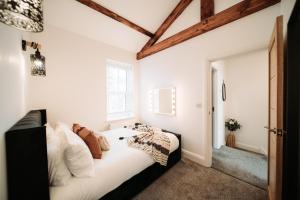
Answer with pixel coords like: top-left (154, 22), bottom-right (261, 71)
top-left (100, 132), bottom-right (181, 200)
top-left (5, 110), bottom-right (49, 200)
top-left (5, 110), bottom-right (181, 200)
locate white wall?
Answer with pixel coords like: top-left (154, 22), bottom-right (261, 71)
top-left (223, 50), bottom-right (268, 154)
top-left (25, 24), bottom-right (139, 130)
top-left (0, 24), bottom-right (27, 200)
top-left (139, 49), bottom-right (205, 163)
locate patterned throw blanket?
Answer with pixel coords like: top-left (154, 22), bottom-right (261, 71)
top-left (127, 124), bottom-right (170, 166)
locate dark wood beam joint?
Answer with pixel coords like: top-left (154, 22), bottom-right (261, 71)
top-left (137, 0), bottom-right (280, 60)
top-left (141, 0), bottom-right (193, 51)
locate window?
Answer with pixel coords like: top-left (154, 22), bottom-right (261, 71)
top-left (106, 60), bottom-right (133, 121)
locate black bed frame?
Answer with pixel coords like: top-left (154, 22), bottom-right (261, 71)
top-left (5, 109), bottom-right (49, 200)
top-left (101, 129), bottom-right (181, 200)
top-left (5, 110), bottom-right (181, 200)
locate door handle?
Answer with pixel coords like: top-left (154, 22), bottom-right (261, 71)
top-left (264, 126), bottom-right (287, 136)
top-left (264, 126), bottom-right (277, 134)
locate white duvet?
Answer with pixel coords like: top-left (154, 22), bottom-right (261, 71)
top-left (50, 128), bottom-right (179, 200)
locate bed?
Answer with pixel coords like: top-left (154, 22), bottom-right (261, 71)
top-left (5, 110), bottom-right (181, 200)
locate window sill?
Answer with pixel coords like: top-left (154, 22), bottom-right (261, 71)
top-left (107, 116), bottom-right (135, 123)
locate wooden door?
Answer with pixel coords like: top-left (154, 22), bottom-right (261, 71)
top-left (268, 15), bottom-right (284, 200)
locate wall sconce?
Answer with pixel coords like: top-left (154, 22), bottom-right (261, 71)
top-left (0, 0), bottom-right (43, 32)
top-left (30, 48), bottom-right (46, 76)
top-left (22, 40), bottom-right (46, 76)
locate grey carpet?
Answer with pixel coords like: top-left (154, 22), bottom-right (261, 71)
top-left (134, 159), bottom-right (267, 200)
top-left (212, 146), bottom-right (267, 189)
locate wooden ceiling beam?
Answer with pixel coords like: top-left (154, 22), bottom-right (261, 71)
top-left (76, 0), bottom-right (154, 37)
top-left (140, 0), bottom-right (193, 51)
top-left (137, 0), bottom-right (280, 60)
top-left (201, 0), bottom-right (214, 21)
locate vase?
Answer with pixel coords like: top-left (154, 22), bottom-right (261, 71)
top-left (226, 132), bottom-right (235, 147)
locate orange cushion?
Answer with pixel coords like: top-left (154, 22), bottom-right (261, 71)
top-left (72, 123), bottom-right (81, 134)
top-left (72, 124), bottom-right (102, 159)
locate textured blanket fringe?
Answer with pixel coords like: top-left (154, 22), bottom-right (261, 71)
top-left (127, 125), bottom-right (170, 166)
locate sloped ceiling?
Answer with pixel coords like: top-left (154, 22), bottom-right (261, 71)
top-left (44, 0), bottom-right (180, 52)
top-left (44, 0), bottom-right (280, 55)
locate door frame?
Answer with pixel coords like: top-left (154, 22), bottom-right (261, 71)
top-left (203, 28), bottom-right (283, 167)
top-left (203, 60), bottom-right (213, 167)
top-left (203, 60), bottom-right (226, 167)
top-left (211, 67), bottom-right (218, 149)
top-left (204, 51), bottom-right (271, 166)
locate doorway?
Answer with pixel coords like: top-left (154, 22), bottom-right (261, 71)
top-left (209, 50), bottom-right (269, 189)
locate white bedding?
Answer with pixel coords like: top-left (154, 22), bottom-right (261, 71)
top-left (50, 128), bottom-right (179, 200)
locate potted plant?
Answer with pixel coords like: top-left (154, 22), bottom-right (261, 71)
top-left (225, 118), bottom-right (241, 147)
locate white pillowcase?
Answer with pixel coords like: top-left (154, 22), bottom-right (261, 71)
top-left (46, 123), bottom-right (71, 186)
top-left (64, 144), bottom-right (95, 177)
top-left (55, 122), bottom-right (95, 178)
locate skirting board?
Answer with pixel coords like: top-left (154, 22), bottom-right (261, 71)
top-left (259, 147), bottom-right (268, 155)
top-left (182, 149), bottom-right (207, 166)
top-left (235, 142), bottom-right (267, 155)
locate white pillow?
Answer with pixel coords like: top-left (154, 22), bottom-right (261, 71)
top-left (46, 123), bottom-right (71, 186)
top-left (55, 122), bottom-right (95, 178)
top-left (64, 144), bottom-right (95, 177)
top-left (54, 122), bottom-right (72, 145)
top-left (46, 123), bottom-right (55, 142)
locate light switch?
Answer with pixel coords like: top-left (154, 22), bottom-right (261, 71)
top-left (196, 103), bottom-right (202, 108)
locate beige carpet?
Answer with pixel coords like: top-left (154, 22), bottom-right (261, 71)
top-left (212, 146), bottom-right (267, 189)
top-left (133, 159), bottom-right (267, 200)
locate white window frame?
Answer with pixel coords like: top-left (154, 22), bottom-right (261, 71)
top-left (106, 59), bottom-right (134, 121)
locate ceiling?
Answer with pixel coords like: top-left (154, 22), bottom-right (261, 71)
top-left (44, 0), bottom-right (280, 55)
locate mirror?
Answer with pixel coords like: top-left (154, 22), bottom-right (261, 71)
top-left (149, 87), bottom-right (176, 116)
